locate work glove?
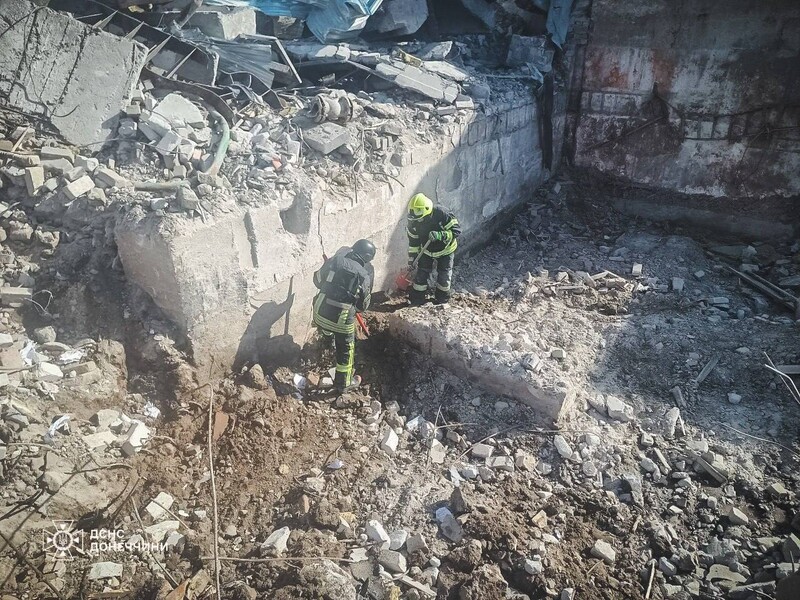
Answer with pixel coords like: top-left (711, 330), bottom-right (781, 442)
top-left (429, 230), bottom-right (445, 242)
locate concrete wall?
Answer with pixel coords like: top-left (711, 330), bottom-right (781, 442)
top-left (571, 0), bottom-right (800, 198)
top-left (116, 100), bottom-right (551, 371)
top-left (0, 0), bottom-right (147, 146)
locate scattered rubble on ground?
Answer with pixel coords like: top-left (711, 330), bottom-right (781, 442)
top-left (0, 0), bottom-right (799, 598)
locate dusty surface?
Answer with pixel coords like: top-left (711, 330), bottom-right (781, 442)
top-left (1, 171), bottom-right (799, 599)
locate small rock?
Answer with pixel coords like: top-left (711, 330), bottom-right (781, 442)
top-left (406, 533), bottom-right (428, 554)
top-left (524, 558), bottom-right (543, 575)
top-left (659, 557), bottom-right (677, 576)
top-left (33, 326), bottom-right (57, 344)
top-left (553, 435), bottom-right (573, 458)
top-left (378, 549), bottom-right (407, 573)
top-left (261, 526), bottom-right (291, 555)
top-left (590, 539), bottom-right (616, 564)
top-left (727, 507), bottom-right (749, 526)
top-left (727, 392), bottom-right (742, 405)
top-left (435, 507), bottom-right (463, 543)
top-left (380, 429), bottom-right (398, 455)
top-left (550, 348), bottom-right (566, 359)
top-left (366, 520), bottom-right (391, 549)
top-left (389, 529), bottom-right (408, 551)
top-left (606, 395), bottom-right (634, 422)
top-left (88, 562), bottom-right (123, 580)
top-left (471, 443), bottom-right (494, 459)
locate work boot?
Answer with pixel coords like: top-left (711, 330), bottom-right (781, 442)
top-left (434, 290), bottom-right (450, 305)
top-left (409, 289), bottom-right (428, 306)
top-left (336, 374), bottom-right (362, 394)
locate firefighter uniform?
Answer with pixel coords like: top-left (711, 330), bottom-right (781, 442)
top-left (407, 194), bottom-right (461, 305)
top-left (312, 242), bottom-right (374, 392)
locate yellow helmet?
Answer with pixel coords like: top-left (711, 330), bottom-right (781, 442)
top-left (408, 193), bottom-right (433, 219)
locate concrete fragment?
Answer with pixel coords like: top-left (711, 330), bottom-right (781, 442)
top-left (0, 333), bottom-right (13, 348)
top-left (64, 175), bottom-right (94, 200)
top-left (154, 94), bottom-right (206, 128)
top-left (144, 520), bottom-right (179, 543)
top-left (41, 470), bottom-right (67, 493)
top-left (553, 435), bottom-right (573, 458)
top-left (304, 123), bottom-right (350, 155)
top-left (177, 186), bottom-right (201, 211)
top-left (378, 549), bottom-right (407, 573)
top-left (0, 0), bottom-right (147, 146)
top-left (380, 428), bottom-right (399, 455)
top-left (424, 61), bottom-right (468, 82)
top-left (0, 287), bottom-right (30, 308)
top-left (145, 492), bottom-right (175, 520)
top-left (767, 482), bottom-right (789, 499)
top-left (41, 159), bottom-right (73, 176)
top-left (435, 507), bottom-right (463, 543)
top-left (783, 533), bottom-right (800, 561)
top-left (486, 456), bottom-right (514, 472)
top-left (24, 166), bottom-right (44, 196)
top-left (90, 409), bottom-right (120, 430)
top-left (429, 439), bottom-right (446, 463)
top-left (377, 60), bottom-right (459, 103)
top-left (40, 147), bottom-right (74, 162)
top-left (187, 7), bottom-right (257, 40)
top-left (406, 533), bottom-right (428, 554)
top-left (672, 277), bottom-right (684, 292)
top-left (605, 395), bottom-right (633, 422)
top-left (83, 430), bottom-right (118, 450)
top-left (33, 326), bottom-right (57, 343)
top-left (366, 520), bottom-right (391, 549)
top-left (659, 557), bottom-right (677, 576)
top-left (368, 0), bottom-right (428, 35)
top-left (727, 507), bottom-right (749, 526)
top-left (156, 131), bottom-right (183, 156)
top-left (590, 539), bottom-right (616, 563)
top-left (37, 362), bottom-right (63, 382)
top-left (524, 557), bottom-right (543, 575)
top-left (94, 167), bottom-right (130, 189)
top-left (65, 166), bottom-right (86, 182)
top-left (261, 526), bottom-right (291, 555)
top-left (74, 156), bottom-right (99, 172)
top-left (121, 421), bottom-right (150, 456)
top-left (727, 392), bottom-right (742, 405)
top-left (389, 529), bottom-right (408, 551)
top-left (471, 443), bottom-right (494, 459)
top-left (88, 562), bottom-right (123, 580)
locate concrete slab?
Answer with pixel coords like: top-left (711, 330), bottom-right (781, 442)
top-left (384, 313), bottom-right (576, 424)
top-left (0, 0), bottom-right (147, 146)
top-left (186, 7), bottom-right (257, 40)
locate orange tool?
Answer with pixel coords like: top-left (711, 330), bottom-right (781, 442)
top-left (395, 239), bottom-right (431, 291)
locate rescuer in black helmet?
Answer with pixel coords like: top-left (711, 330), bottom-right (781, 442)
top-left (312, 239), bottom-right (376, 393)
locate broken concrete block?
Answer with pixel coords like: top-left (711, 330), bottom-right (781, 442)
top-left (153, 94), bottom-right (206, 128)
top-left (727, 392), bottom-right (742, 405)
top-left (40, 147), bottom-right (74, 163)
top-left (406, 533), bottom-right (428, 554)
top-left (90, 409), bottom-right (121, 430)
top-left (94, 167), bottom-right (130, 189)
top-left (424, 61), bottom-right (468, 82)
top-left (121, 421), bottom-right (150, 456)
top-left (41, 470), bottom-right (67, 493)
top-left (145, 492), bottom-right (175, 520)
top-left (388, 529), bottom-right (408, 550)
top-left (63, 175), bottom-right (95, 200)
top-left (605, 395), bottom-right (634, 422)
top-left (368, 0), bottom-right (428, 35)
top-left (382, 60), bottom-right (460, 102)
top-left (65, 166), bottom-right (86, 182)
top-left (631, 263), bottom-right (643, 276)
top-left (486, 456), bottom-right (514, 472)
top-left (435, 507), bottom-right (463, 543)
top-left (261, 526), bottom-right (291, 555)
top-left (24, 166), bottom-right (44, 196)
top-left (177, 186), bottom-right (201, 211)
top-left (380, 428), bottom-right (398, 455)
top-left (156, 131), bottom-right (183, 156)
top-left (304, 123), bottom-right (350, 155)
top-left (88, 561), bottom-right (123, 580)
top-left (726, 507), bottom-right (749, 525)
top-left (0, 333), bottom-right (13, 348)
top-left (428, 439), bottom-right (446, 464)
top-left (672, 277), bottom-right (685, 292)
top-left (366, 520), bottom-right (391, 548)
top-left (1, 286), bottom-right (31, 308)
top-left (74, 155), bottom-right (99, 172)
top-left (471, 443), bottom-right (494, 459)
top-left (553, 435), bottom-right (573, 458)
top-left (186, 7), bottom-right (256, 40)
top-left (33, 326), bottom-right (57, 344)
top-left (37, 362), bottom-right (63, 382)
top-left (590, 539), bottom-right (616, 563)
top-left (41, 159), bottom-right (73, 176)
top-left (0, 0), bottom-right (148, 147)
top-left (144, 520), bottom-right (179, 543)
top-left (378, 549), bottom-right (407, 573)
top-left (42, 177), bottom-right (59, 193)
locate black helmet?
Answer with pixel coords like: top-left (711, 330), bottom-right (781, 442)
top-left (351, 239), bottom-right (376, 264)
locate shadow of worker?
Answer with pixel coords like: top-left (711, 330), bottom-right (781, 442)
top-left (234, 277), bottom-right (302, 372)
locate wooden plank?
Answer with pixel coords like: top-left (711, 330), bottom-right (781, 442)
top-left (695, 353), bottom-right (720, 385)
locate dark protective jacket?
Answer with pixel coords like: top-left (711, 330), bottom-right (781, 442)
top-left (407, 207), bottom-right (461, 260)
top-left (313, 247), bottom-right (373, 312)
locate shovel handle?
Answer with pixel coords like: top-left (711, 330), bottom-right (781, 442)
top-left (410, 239), bottom-right (432, 270)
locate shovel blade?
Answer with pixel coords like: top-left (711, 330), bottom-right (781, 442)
top-left (395, 269), bottom-right (412, 291)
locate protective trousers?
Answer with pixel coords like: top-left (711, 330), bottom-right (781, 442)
top-left (312, 293), bottom-right (356, 391)
top-left (410, 252), bottom-right (454, 304)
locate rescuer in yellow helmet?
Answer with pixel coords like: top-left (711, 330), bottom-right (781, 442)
top-left (406, 193), bottom-right (461, 305)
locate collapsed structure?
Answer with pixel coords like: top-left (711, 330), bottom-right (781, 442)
top-left (0, 0), bottom-right (799, 599)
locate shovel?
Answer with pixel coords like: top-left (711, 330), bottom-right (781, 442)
top-left (395, 239), bottom-right (431, 291)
